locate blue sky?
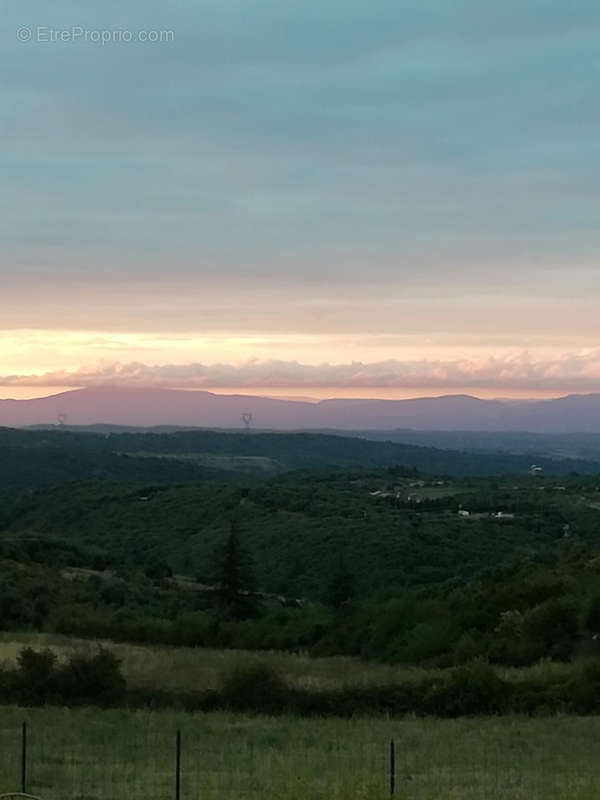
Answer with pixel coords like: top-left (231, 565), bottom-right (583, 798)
top-left (2, 0), bottom-right (599, 396)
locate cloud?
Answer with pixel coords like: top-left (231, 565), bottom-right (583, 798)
top-left (4, 351), bottom-right (600, 393)
top-left (2, 0), bottom-right (600, 291)
top-left (2, 0), bottom-right (599, 383)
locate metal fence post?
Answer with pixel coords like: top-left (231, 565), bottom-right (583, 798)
top-left (175, 730), bottom-right (182, 800)
top-left (389, 738), bottom-right (395, 797)
top-left (21, 721), bottom-right (28, 794)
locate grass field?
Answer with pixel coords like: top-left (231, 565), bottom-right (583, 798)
top-left (0, 632), bottom-right (440, 692)
top-left (2, 705), bottom-right (600, 799)
top-left (0, 632), bottom-right (576, 697)
top-left (2, 634), bottom-right (600, 798)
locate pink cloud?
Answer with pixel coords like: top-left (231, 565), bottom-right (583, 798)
top-left (3, 350), bottom-right (600, 392)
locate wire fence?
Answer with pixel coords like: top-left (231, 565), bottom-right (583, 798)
top-left (4, 716), bottom-right (600, 799)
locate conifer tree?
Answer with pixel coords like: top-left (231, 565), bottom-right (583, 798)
top-left (214, 522), bottom-right (261, 619)
top-left (325, 559), bottom-right (355, 610)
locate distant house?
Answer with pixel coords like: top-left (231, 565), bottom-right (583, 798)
top-left (406, 495), bottom-right (422, 504)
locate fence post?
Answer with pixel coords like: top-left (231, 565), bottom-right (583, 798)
top-left (175, 730), bottom-right (182, 800)
top-left (389, 738), bottom-right (395, 797)
top-left (21, 721), bottom-right (28, 794)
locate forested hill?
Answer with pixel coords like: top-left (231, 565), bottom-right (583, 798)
top-left (5, 470), bottom-right (600, 598)
top-left (4, 470), bottom-right (600, 672)
top-left (2, 426), bottom-right (600, 491)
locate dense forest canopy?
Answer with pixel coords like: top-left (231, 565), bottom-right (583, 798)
top-left (2, 425), bottom-right (600, 675)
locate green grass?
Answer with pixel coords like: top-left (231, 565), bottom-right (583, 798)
top-left (0, 632), bottom-right (436, 693)
top-left (2, 706), bottom-right (600, 799)
top-left (3, 633), bottom-right (600, 798)
top-left (0, 631), bottom-right (580, 697)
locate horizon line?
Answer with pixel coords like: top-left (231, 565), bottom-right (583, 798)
top-left (1, 385), bottom-right (599, 404)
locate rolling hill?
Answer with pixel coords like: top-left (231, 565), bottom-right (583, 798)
top-left (2, 425), bottom-right (600, 493)
top-left (4, 386), bottom-right (600, 431)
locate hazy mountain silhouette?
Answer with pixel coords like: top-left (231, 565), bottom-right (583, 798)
top-left (3, 387), bottom-right (600, 432)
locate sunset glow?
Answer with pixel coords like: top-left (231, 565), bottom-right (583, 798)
top-left (3, 1), bottom-right (599, 403)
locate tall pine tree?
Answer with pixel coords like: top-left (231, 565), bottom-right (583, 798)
top-left (213, 522), bottom-right (261, 620)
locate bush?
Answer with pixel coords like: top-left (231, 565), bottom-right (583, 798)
top-left (16, 647), bottom-right (57, 705)
top-left (58, 647), bottom-right (126, 707)
top-left (0, 666), bottom-right (19, 703)
top-left (395, 619), bottom-right (461, 664)
top-left (525, 597), bottom-right (579, 660)
top-left (585, 595), bottom-right (600, 633)
top-left (488, 637), bottom-right (545, 667)
top-left (145, 560), bottom-right (173, 581)
top-left (422, 660), bottom-right (509, 716)
top-left (453, 631), bottom-right (487, 665)
top-left (8, 646), bottom-right (125, 707)
top-left (220, 663), bottom-right (290, 713)
top-left (17, 646), bottom-right (57, 683)
top-left (566, 661), bottom-right (600, 714)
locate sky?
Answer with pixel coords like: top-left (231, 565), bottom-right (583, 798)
top-left (2, 0), bottom-right (600, 400)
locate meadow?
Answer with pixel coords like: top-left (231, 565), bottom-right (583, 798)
top-left (0, 632), bottom-right (576, 697)
top-left (3, 705), bottom-right (600, 799)
top-left (0, 632), bottom-right (439, 693)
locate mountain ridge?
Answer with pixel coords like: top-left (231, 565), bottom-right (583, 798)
top-left (3, 386), bottom-right (600, 432)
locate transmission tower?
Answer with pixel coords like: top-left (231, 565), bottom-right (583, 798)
top-left (241, 412), bottom-right (253, 432)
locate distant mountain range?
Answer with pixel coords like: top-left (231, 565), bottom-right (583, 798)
top-left (4, 386), bottom-right (600, 432)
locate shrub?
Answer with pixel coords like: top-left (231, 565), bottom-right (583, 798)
top-left (16, 647), bottom-right (57, 705)
top-left (220, 663), bottom-right (290, 713)
top-left (58, 647), bottom-right (126, 706)
top-left (145, 560), bottom-right (173, 581)
top-left (584, 594), bottom-right (600, 633)
top-left (453, 631), bottom-right (487, 665)
top-left (0, 666), bottom-right (19, 703)
top-left (422, 660), bottom-right (509, 716)
top-left (525, 597), bottom-right (579, 660)
top-left (566, 661), bottom-right (600, 714)
top-left (17, 646), bottom-right (57, 683)
top-left (395, 619), bottom-right (461, 664)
